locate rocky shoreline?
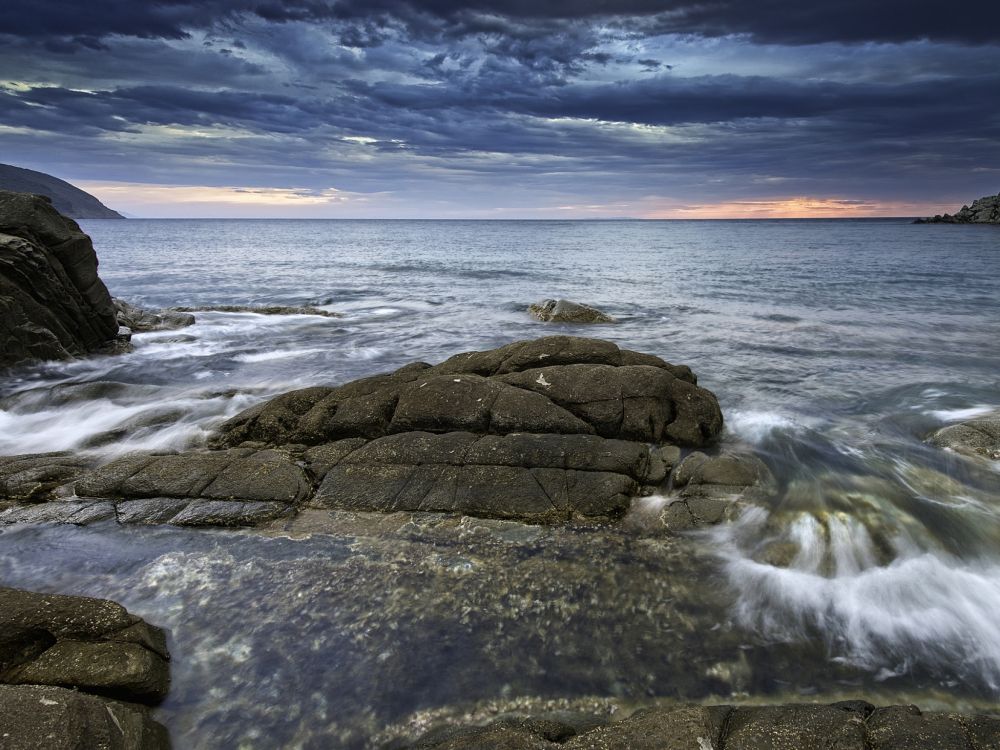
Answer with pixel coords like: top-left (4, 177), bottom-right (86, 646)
top-left (2, 191), bottom-right (1000, 747)
top-left (915, 191), bottom-right (1000, 224)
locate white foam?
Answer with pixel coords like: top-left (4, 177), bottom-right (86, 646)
top-left (711, 508), bottom-right (1000, 690)
top-left (928, 405), bottom-right (996, 422)
top-left (727, 410), bottom-right (806, 443)
top-left (234, 348), bottom-right (325, 363)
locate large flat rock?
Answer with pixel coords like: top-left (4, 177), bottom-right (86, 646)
top-left (1, 338), bottom-right (724, 525)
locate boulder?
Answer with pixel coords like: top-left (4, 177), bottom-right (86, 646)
top-left (928, 414), bottom-right (1000, 461)
top-left (0, 586), bottom-right (170, 704)
top-left (113, 298), bottom-right (195, 332)
top-left (0, 684), bottom-right (169, 750)
top-left (214, 337), bottom-right (720, 449)
top-left (915, 192), bottom-right (1000, 224)
top-left (528, 299), bottom-right (615, 324)
top-left (0, 192), bottom-right (121, 369)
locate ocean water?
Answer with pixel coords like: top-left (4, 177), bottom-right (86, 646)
top-left (1, 219), bottom-right (999, 746)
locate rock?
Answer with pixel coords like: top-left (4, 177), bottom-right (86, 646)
top-left (0, 500), bottom-right (115, 526)
top-left (723, 703), bottom-right (867, 749)
top-left (171, 304), bottom-right (341, 318)
top-left (215, 337), bottom-right (721, 449)
top-left (412, 717), bottom-right (579, 749)
top-left (206, 337), bottom-right (721, 522)
top-left (528, 299), bottom-right (615, 324)
top-left (311, 432), bottom-right (647, 522)
top-left (0, 684), bottom-right (169, 750)
top-left (865, 705), bottom-right (976, 750)
top-left (928, 414), bottom-right (1000, 461)
top-left (170, 499), bottom-right (290, 527)
top-left (674, 452), bottom-right (774, 496)
top-left (659, 452), bottom-right (774, 533)
top-left (75, 448), bottom-right (311, 504)
top-left (113, 298), bottom-right (195, 332)
top-left (408, 702), bottom-right (1000, 749)
top-left (0, 191), bottom-right (119, 369)
top-left (0, 586), bottom-right (169, 703)
top-left (563, 705), bottom-right (729, 749)
top-left (915, 192), bottom-right (1000, 224)
top-left (5, 338), bottom-right (722, 526)
top-left (0, 453), bottom-right (97, 502)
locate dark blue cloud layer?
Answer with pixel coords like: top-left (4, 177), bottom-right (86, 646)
top-left (1, 0), bottom-right (998, 214)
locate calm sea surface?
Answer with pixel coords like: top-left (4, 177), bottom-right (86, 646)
top-left (1, 219), bottom-right (999, 747)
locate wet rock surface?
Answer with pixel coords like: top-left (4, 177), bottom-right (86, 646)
top-left (0, 586), bottom-right (170, 703)
top-left (0, 191), bottom-right (119, 369)
top-left (0, 586), bottom-right (170, 749)
top-left (113, 298), bottom-right (195, 333)
top-left (929, 414), bottom-right (1000, 461)
top-left (528, 299), bottom-right (615, 324)
top-left (0, 684), bottom-right (170, 750)
top-left (406, 701), bottom-right (1000, 749)
top-left (0, 338), bottom-right (738, 526)
top-left (657, 452), bottom-right (774, 533)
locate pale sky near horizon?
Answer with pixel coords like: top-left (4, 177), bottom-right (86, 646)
top-left (2, 1), bottom-right (998, 218)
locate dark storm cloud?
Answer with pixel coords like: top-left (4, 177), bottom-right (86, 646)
top-left (3, 0), bottom-right (997, 47)
top-left (2, 0), bottom-right (999, 215)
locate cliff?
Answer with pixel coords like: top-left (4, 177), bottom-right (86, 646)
top-left (0, 164), bottom-right (123, 219)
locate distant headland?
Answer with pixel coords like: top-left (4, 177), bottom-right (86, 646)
top-left (0, 164), bottom-right (123, 219)
top-left (915, 191), bottom-right (1000, 224)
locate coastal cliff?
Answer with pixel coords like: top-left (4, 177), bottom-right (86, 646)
top-left (915, 192), bottom-right (1000, 223)
top-left (0, 164), bottom-right (123, 219)
top-left (0, 190), bottom-right (120, 369)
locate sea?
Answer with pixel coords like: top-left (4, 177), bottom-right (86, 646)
top-left (1, 218), bottom-right (999, 747)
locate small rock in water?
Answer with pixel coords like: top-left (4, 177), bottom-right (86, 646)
top-left (114, 298), bottom-right (196, 332)
top-left (528, 298), bottom-right (615, 324)
top-left (928, 414), bottom-right (1000, 461)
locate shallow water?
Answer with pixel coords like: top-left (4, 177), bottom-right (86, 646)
top-left (1, 219), bottom-right (999, 745)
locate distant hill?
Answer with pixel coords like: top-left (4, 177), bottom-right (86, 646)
top-left (0, 164), bottom-right (124, 219)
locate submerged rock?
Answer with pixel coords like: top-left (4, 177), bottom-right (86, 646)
top-left (171, 304), bottom-right (342, 318)
top-left (407, 701), bottom-right (1000, 749)
top-left (114, 297), bottom-right (196, 332)
top-left (0, 191), bottom-right (119, 369)
top-left (928, 414), bottom-right (1000, 461)
top-left (528, 299), bottom-right (615, 324)
top-left (915, 192), bottom-right (1000, 224)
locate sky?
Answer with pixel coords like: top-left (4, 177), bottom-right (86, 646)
top-left (1, 0), bottom-right (998, 218)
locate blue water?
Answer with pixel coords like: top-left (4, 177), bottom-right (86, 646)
top-left (1, 219), bottom-right (999, 747)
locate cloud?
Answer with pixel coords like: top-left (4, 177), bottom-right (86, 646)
top-left (1, 0), bottom-right (998, 216)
